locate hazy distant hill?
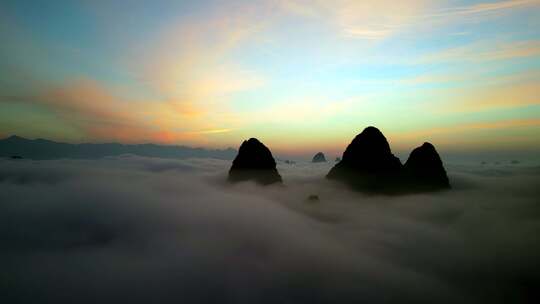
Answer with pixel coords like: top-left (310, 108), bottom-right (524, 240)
top-left (0, 135), bottom-right (236, 160)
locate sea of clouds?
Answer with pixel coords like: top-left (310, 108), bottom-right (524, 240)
top-left (1, 156), bottom-right (539, 303)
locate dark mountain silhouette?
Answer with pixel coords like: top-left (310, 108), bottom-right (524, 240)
top-left (312, 152), bottom-right (327, 163)
top-left (327, 126), bottom-right (450, 193)
top-left (0, 135), bottom-right (236, 160)
top-left (327, 126), bottom-right (402, 192)
top-left (404, 142), bottom-right (450, 190)
top-left (228, 138), bottom-right (282, 185)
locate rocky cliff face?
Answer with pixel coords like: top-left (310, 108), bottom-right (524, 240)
top-left (228, 138), bottom-right (282, 185)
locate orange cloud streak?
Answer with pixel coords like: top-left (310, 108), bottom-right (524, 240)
top-left (7, 79), bottom-right (236, 145)
top-left (393, 118), bottom-right (540, 150)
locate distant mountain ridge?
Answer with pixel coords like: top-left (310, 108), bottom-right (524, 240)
top-left (0, 135), bottom-right (237, 160)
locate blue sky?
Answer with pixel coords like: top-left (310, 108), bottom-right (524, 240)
top-left (0, 0), bottom-right (539, 156)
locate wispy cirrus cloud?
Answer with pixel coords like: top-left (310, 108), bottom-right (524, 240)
top-left (403, 118), bottom-right (540, 137)
top-left (452, 83), bottom-right (539, 112)
top-left (278, 0), bottom-right (539, 40)
top-left (392, 118), bottom-right (540, 150)
top-left (418, 40), bottom-right (540, 64)
top-left (278, 0), bottom-right (431, 40)
top-left (192, 128), bottom-right (233, 135)
top-left (139, 5), bottom-right (267, 98)
top-left (433, 0), bottom-right (540, 17)
top-left (0, 80), bottom-right (235, 144)
top-left (129, 5), bottom-right (270, 142)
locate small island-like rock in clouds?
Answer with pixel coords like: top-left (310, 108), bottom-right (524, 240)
top-left (228, 138), bottom-right (282, 185)
top-left (307, 194), bottom-right (320, 202)
top-left (404, 142), bottom-right (450, 191)
top-left (327, 126), bottom-right (450, 193)
top-left (312, 152), bottom-right (327, 163)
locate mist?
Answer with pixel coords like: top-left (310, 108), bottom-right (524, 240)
top-left (1, 156), bottom-right (539, 303)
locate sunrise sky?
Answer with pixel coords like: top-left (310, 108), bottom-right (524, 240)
top-left (1, 0), bottom-right (539, 156)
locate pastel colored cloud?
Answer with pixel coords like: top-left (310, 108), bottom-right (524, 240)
top-left (419, 40), bottom-right (540, 64)
top-left (392, 118), bottom-right (540, 151)
top-left (0, 0), bottom-right (539, 155)
top-left (278, 0), bottom-right (432, 39)
top-left (1, 80), bottom-right (235, 144)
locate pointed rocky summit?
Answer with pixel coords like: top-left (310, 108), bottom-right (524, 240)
top-left (312, 152), bottom-right (327, 163)
top-left (404, 142), bottom-right (450, 190)
top-left (327, 127), bottom-right (450, 193)
top-left (327, 126), bottom-right (402, 192)
top-left (228, 138), bottom-right (282, 185)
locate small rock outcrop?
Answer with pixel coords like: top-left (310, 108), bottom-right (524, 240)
top-left (327, 126), bottom-right (450, 193)
top-left (327, 126), bottom-right (402, 192)
top-left (312, 152), bottom-right (327, 163)
top-left (228, 138), bottom-right (282, 185)
top-left (404, 142), bottom-right (450, 190)
top-left (307, 194), bottom-right (320, 202)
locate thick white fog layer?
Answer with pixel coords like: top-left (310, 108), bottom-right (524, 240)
top-left (1, 156), bottom-right (540, 303)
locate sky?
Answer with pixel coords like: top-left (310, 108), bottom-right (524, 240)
top-left (0, 0), bottom-right (539, 156)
